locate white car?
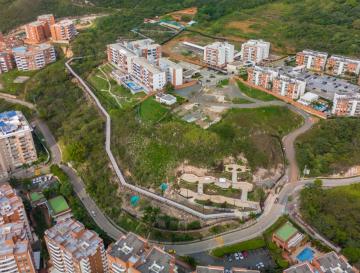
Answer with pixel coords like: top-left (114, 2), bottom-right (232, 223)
top-left (238, 253), bottom-right (244, 260)
top-left (234, 253), bottom-right (240, 260)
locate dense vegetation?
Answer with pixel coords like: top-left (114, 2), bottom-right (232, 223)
top-left (296, 118), bottom-right (360, 176)
top-left (193, 0), bottom-right (360, 55)
top-left (110, 105), bottom-right (301, 187)
top-left (23, 60), bottom-right (124, 227)
top-left (301, 181), bottom-right (360, 264)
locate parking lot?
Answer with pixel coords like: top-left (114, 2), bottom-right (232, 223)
top-left (190, 248), bottom-right (275, 271)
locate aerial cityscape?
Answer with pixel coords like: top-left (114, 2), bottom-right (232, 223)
top-left (0, 1), bottom-right (359, 273)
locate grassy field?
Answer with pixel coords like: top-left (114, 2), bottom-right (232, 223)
top-left (236, 81), bottom-right (276, 101)
top-left (0, 69), bottom-right (37, 96)
top-left (87, 65), bottom-right (145, 110)
top-left (139, 97), bottom-right (170, 123)
top-left (203, 183), bottom-right (241, 198)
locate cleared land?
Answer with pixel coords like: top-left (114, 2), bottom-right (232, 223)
top-left (0, 69), bottom-right (36, 96)
top-left (236, 80), bottom-right (277, 102)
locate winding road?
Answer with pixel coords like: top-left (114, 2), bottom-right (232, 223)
top-left (3, 64), bottom-right (358, 255)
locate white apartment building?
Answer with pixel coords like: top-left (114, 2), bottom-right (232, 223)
top-left (296, 50), bottom-right (328, 71)
top-left (327, 55), bottom-right (360, 76)
top-left (45, 219), bottom-right (108, 273)
top-left (0, 111), bottom-right (37, 180)
top-left (107, 43), bottom-right (136, 72)
top-left (272, 74), bottom-right (306, 100)
top-left (130, 57), bottom-right (166, 91)
top-left (159, 58), bottom-right (183, 86)
top-left (13, 44), bottom-right (56, 71)
top-left (241, 39), bottom-right (270, 64)
top-left (247, 66), bottom-right (278, 89)
top-left (204, 42), bottom-right (235, 68)
top-left (332, 93), bottom-right (360, 117)
top-left (0, 52), bottom-right (14, 73)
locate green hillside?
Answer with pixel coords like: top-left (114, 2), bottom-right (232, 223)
top-left (192, 0), bottom-right (360, 56)
top-left (301, 182), bottom-right (360, 265)
top-left (0, 0), bottom-right (103, 32)
top-left (296, 118), bottom-right (360, 177)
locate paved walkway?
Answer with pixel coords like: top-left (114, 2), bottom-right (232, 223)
top-left (0, 92), bottom-right (36, 109)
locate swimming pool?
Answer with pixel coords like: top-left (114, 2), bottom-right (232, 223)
top-left (124, 81), bottom-right (143, 94)
top-left (297, 247), bottom-right (314, 262)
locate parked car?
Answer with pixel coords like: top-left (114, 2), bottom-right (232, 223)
top-left (234, 253), bottom-right (240, 260)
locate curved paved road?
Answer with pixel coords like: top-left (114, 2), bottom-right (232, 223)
top-left (166, 177), bottom-right (360, 255)
top-left (0, 93), bottom-right (36, 110)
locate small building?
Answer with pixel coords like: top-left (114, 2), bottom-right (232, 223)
top-left (155, 93), bottom-right (177, 105)
top-left (313, 251), bottom-right (358, 273)
top-left (29, 191), bottom-right (46, 207)
top-left (298, 92), bottom-right (319, 106)
top-left (47, 195), bottom-right (72, 222)
top-left (107, 232), bottom-right (149, 272)
top-left (272, 222), bottom-right (305, 253)
top-left (284, 262), bottom-right (315, 273)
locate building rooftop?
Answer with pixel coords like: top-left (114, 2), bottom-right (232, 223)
top-left (301, 49), bottom-right (328, 57)
top-left (284, 263), bottom-right (315, 273)
top-left (232, 269), bottom-right (260, 273)
top-left (133, 246), bottom-right (174, 273)
top-left (206, 41), bottom-right (234, 49)
top-left (27, 21), bottom-right (46, 27)
top-left (37, 14), bottom-right (54, 20)
top-left (243, 39), bottom-right (270, 47)
top-left (0, 222), bottom-right (29, 256)
top-left (108, 232), bottom-right (147, 264)
top-left (45, 219), bottom-right (103, 261)
top-left (133, 57), bottom-right (164, 74)
top-left (48, 196), bottom-right (70, 215)
top-left (0, 183), bottom-right (25, 218)
top-left (315, 252), bottom-right (356, 273)
top-left (274, 222), bottom-right (299, 242)
top-left (109, 43), bottom-right (136, 57)
top-left (329, 55), bottom-right (360, 63)
top-left (196, 265), bottom-right (224, 273)
top-left (30, 192), bottom-right (45, 202)
top-left (12, 43), bottom-right (53, 56)
top-left (159, 58), bottom-right (182, 69)
top-left (55, 19), bottom-right (74, 27)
